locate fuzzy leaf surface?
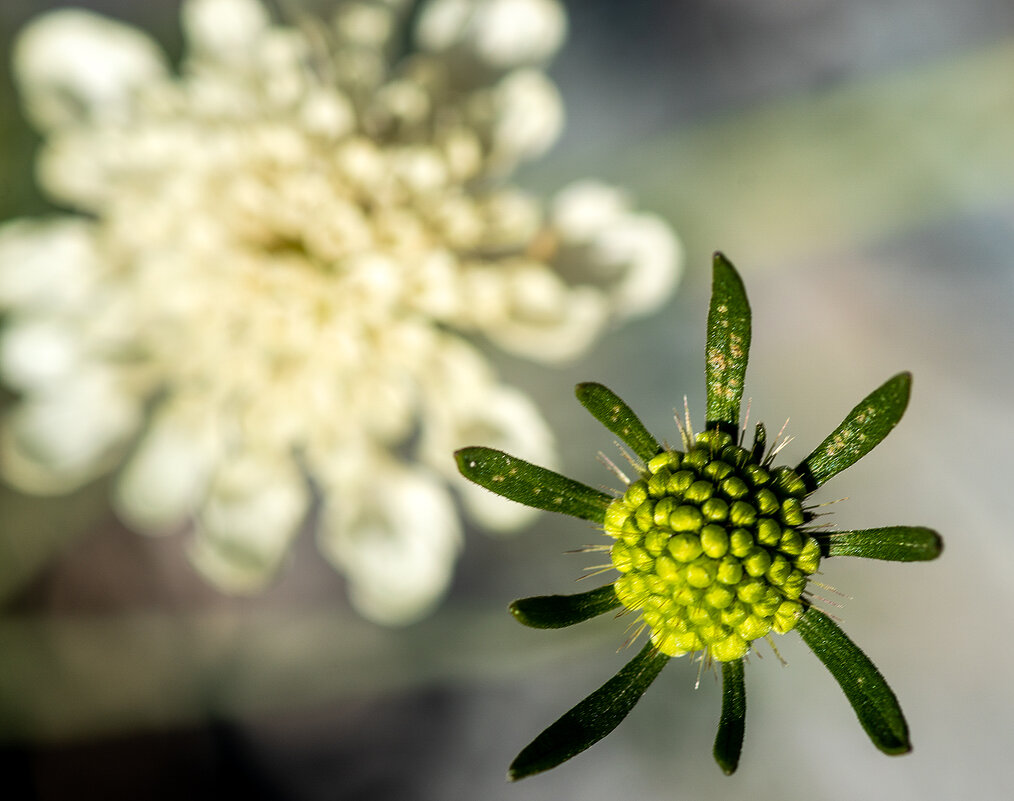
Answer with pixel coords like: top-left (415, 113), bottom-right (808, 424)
top-left (706, 253), bottom-right (752, 433)
top-left (509, 643), bottom-right (669, 780)
top-left (455, 447), bottom-right (610, 523)
top-left (510, 585), bottom-right (621, 629)
top-left (796, 606), bottom-right (910, 755)
top-left (826, 526), bottom-right (943, 561)
top-left (713, 658), bottom-right (747, 775)
top-left (799, 372), bottom-right (912, 489)
top-left (575, 383), bottom-right (660, 463)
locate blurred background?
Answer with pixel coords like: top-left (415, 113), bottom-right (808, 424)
top-left (1, 0), bottom-right (1012, 798)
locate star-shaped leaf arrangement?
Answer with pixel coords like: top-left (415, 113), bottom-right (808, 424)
top-left (456, 253), bottom-right (942, 779)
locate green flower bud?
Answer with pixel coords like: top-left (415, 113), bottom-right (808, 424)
top-left (720, 601), bottom-right (749, 627)
top-left (755, 516), bottom-right (782, 546)
top-left (729, 500), bottom-right (757, 527)
top-left (670, 505), bottom-right (704, 533)
top-left (710, 632), bottom-right (747, 662)
top-left (668, 470), bottom-right (695, 496)
top-left (719, 475), bottom-right (749, 500)
top-left (737, 614), bottom-right (772, 640)
top-left (779, 527), bottom-right (804, 556)
top-left (766, 553), bottom-right (793, 585)
top-left (704, 460), bottom-right (733, 481)
top-left (460, 255), bottom-right (943, 779)
top-left (744, 464), bottom-right (770, 487)
top-left (729, 528), bottom-right (753, 557)
top-left (701, 524), bottom-right (730, 558)
top-left (686, 480), bottom-right (715, 503)
top-left (643, 527), bottom-right (670, 556)
top-left (773, 600), bottom-right (803, 634)
top-left (625, 480), bottom-right (649, 508)
top-left (604, 504), bottom-right (630, 536)
top-left (743, 546), bottom-right (772, 578)
top-left (795, 538), bottom-right (821, 574)
top-left (704, 583), bottom-right (736, 609)
top-left (669, 533), bottom-right (704, 563)
top-left (611, 541), bottom-right (634, 572)
top-left (655, 554), bottom-right (679, 583)
top-left (702, 497), bottom-right (730, 522)
top-left (648, 467), bottom-right (671, 498)
top-left (781, 497), bottom-right (805, 526)
top-left (716, 556), bottom-right (743, 585)
top-left (772, 466), bottom-right (807, 496)
top-left (614, 573), bottom-right (648, 606)
top-left (754, 488), bottom-right (779, 516)
top-left (687, 558), bottom-right (718, 589)
top-left (601, 430), bottom-right (823, 663)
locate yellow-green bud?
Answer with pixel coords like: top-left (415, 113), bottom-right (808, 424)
top-left (602, 438), bottom-right (820, 661)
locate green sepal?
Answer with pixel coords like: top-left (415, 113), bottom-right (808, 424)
top-left (751, 422), bottom-right (766, 461)
top-left (705, 252), bottom-right (752, 435)
top-left (510, 585), bottom-right (621, 629)
top-left (575, 382), bottom-right (661, 463)
top-left (455, 447), bottom-right (611, 524)
top-left (508, 643), bottom-right (670, 780)
top-left (796, 606), bottom-right (910, 755)
top-left (713, 658), bottom-right (747, 775)
top-left (825, 526), bottom-right (943, 561)
top-left (798, 372), bottom-right (911, 489)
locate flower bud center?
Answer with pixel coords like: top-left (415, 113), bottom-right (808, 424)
top-left (604, 429), bottom-right (820, 661)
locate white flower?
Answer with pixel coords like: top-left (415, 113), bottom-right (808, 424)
top-left (0, 0), bottom-right (682, 624)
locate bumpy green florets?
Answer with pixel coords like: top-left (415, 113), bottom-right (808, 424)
top-left (604, 428), bottom-right (821, 661)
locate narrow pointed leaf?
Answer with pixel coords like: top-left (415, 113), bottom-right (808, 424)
top-left (508, 643), bottom-right (670, 780)
top-left (713, 658), bottom-right (746, 775)
top-left (510, 585), bottom-right (621, 629)
top-left (798, 372), bottom-right (911, 489)
top-left (706, 252), bottom-right (751, 434)
top-left (455, 447), bottom-right (611, 523)
top-left (796, 606), bottom-right (910, 755)
top-left (825, 526), bottom-right (943, 561)
top-left (751, 422), bottom-right (766, 461)
top-left (575, 383), bottom-right (660, 463)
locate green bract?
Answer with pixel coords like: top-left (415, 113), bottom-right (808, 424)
top-left (455, 253), bottom-right (942, 779)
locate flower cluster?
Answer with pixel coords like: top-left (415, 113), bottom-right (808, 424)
top-left (457, 253), bottom-right (941, 777)
top-left (0, 0), bottom-right (681, 623)
top-left (606, 427), bottom-right (822, 662)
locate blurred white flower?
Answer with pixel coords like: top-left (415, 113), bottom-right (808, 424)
top-left (0, 0), bottom-right (682, 623)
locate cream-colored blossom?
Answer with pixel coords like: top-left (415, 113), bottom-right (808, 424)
top-left (0, 0), bottom-right (682, 623)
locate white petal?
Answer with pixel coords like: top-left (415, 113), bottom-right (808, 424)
top-left (13, 9), bottom-right (167, 130)
top-left (419, 334), bottom-right (496, 411)
top-left (417, 0), bottom-right (566, 68)
top-left (188, 452), bottom-right (308, 593)
top-left (471, 0), bottom-right (567, 68)
top-left (334, 2), bottom-right (396, 49)
top-left (0, 316), bottom-right (82, 391)
top-left (476, 264), bottom-right (608, 362)
top-left (592, 213), bottom-right (684, 318)
top-left (114, 403), bottom-right (220, 534)
top-left (320, 465), bottom-right (462, 625)
top-left (299, 87), bottom-right (356, 140)
top-left (551, 180), bottom-right (630, 243)
top-left (548, 183), bottom-right (684, 318)
top-left (0, 369), bottom-right (140, 494)
top-left (414, 0), bottom-right (472, 53)
top-left (489, 69), bottom-right (563, 164)
top-left (181, 0), bottom-right (270, 56)
top-left (0, 218), bottom-right (98, 310)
